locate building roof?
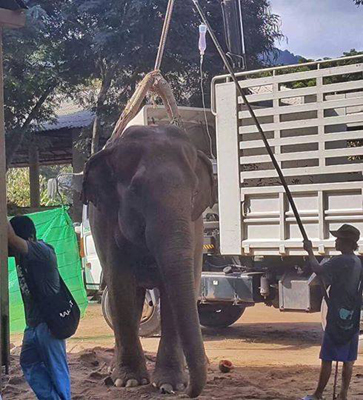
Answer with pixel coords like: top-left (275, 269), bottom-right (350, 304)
top-left (36, 101), bottom-right (94, 132)
top-left (0, 0), bottom-right (27, 10)
top-left (11, 102), bottom-right (94, 167)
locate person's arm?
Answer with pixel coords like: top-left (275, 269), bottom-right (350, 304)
top-left (8, 221), bottom-right (28, 255)
top-left (303, 239), bottom-right (325, 275)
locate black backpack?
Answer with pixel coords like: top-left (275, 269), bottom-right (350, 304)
top-left (326, 265), bottom-right (363, 346)
top-left (21, 264), bottom-right (80, 340)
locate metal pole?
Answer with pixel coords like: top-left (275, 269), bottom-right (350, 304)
top-left (154, 0), bottom-right (175, 71)
top-left (191, 0), bottom-right (308, 241)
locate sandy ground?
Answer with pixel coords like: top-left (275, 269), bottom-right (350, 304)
top-left (4, 303), bottom-right (363, 399)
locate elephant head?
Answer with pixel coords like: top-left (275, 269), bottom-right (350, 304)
top-left (81, 124), bottom-right (215, 397)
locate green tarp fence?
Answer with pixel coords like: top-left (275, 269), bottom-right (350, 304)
top-left (9, 207), bottom-right (88, 333)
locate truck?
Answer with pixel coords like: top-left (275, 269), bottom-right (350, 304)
top-left (80, 54), bottom-right (363, 336)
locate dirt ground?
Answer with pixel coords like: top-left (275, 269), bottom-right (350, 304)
top-left (4, 303), bottom-right (363, 399)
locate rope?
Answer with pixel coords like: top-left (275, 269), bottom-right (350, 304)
top-left (154, 0), bottom-right (175, 71)
top-left (108, 0), bottom-right (179, 141)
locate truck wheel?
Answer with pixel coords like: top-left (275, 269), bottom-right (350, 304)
top-left (101, 286), bottom-right (161, 337)
top-left (198, 304), bottom-right (245, 328)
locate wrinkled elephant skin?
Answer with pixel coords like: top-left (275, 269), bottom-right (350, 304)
top-left (81, 125), bottom-right (215, 398)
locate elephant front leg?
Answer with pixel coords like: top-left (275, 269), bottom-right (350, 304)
top-left (152, 290), bottom-right (188, 394)
top-left (107, 270), bottom-right (149, 388)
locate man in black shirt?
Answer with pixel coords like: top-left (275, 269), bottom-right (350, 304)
top-left (8, 216), bottom-right (71, 400)
top-left (302, 224), bottom-right (362, 400)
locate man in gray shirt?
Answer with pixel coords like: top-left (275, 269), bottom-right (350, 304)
top-left (8, 216), bottom-right (71, 400)
top-left (302, 224), bottom-right (362, 400)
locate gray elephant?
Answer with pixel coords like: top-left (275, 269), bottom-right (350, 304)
top-left (81, 124), bottom-right (215, 398)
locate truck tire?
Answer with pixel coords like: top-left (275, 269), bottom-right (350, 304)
top-left (198, 304), bottom-right (245, 328)
top-left (101, 286), bottom-right (161, 337)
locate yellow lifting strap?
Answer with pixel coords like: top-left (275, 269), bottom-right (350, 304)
top-left (109, 0), bottom-right (182, 143)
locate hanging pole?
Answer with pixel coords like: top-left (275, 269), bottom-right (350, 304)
top-left (191, 0), bottom-right (308, 241)
top-left (154, 0), bottom-right (175, 71)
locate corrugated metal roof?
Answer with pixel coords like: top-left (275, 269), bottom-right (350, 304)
top-left (0, 0), bottom-right (27, 10)
top-left (36, 101), bottom-right (94, 132)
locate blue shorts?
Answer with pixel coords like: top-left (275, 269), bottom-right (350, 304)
top-left (320, 331), bottom-right (359, 362)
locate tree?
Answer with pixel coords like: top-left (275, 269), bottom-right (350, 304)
top-left (354, 0), bottom-right (363, 4)
top-left (4, 3), bottom-right (91, 167)
top-left (5, 0), bottom-right (283, 157)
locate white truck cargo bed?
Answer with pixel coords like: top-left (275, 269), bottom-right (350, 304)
top-left (213, 55), bottom-right (363, 256)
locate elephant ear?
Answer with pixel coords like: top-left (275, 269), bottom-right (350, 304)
top-left (191, 150), bottom-right (216, 221)
top-left (81, 148), bottom-right (117, 210)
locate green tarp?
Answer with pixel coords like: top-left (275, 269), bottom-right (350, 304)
top-left (9, 208), bottom-right (88, 333)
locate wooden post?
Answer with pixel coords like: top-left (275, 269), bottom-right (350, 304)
top-left (0, 27), bottom-right (10, 379)
top-left (29, 144), bottom-right (40, 208)
top-left (72, 129), bottom-right (86, 223)
top-left (0, 6), bottom-right (26, 388)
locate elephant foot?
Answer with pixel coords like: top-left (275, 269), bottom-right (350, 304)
top-left (152, 366), bottom-right (188, 394)
top-left (111, 364), bottom-right (149, 388)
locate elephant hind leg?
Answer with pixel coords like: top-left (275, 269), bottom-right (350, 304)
top-left (152, 288), bottom-right (188, 394)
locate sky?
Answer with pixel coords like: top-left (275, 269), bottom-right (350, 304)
top-left (269, 0), bottom-right (363, 59)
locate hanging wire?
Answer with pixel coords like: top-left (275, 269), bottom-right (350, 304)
top-left (200, 57), bottom-right (216, 160)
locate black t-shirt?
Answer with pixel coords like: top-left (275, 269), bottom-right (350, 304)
top-left (16, 241), bottom-right (60, 328)
top-left (323, 254), bottom-right (362, 328)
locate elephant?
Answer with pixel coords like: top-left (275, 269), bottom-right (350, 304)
top-left (81, 124), bottom-right (215, 398)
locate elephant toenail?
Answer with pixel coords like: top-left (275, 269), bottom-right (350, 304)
top-left (115, 379), bottom-right (123, 387)
top-left (160, 383), bottom-right (175, 394)
top-left (176, 383), bottom-right (185, 391)
top-left (126, 379), bottom-right (139, 388)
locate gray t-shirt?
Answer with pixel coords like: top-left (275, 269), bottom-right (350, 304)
top-left (16, 241), bottom-right (60, 328)
top-left (323, 254), bottom-right (362, 317)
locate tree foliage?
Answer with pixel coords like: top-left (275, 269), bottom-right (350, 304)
top-left (5, 0), bottom-right (283, 156)
top-left (6, 165), bottom-right (71, 207)
top-left (4, 3), bottom-right (91, 166)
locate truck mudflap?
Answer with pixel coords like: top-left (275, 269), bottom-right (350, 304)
top-left (199, 271), bottom-right (264, 304)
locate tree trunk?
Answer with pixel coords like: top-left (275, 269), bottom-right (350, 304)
top-left (29, 144), bottom-right (40, 208)
top-left (6, 81), bottom-right (57, 168)
top-left (91, 66), bottom-right (116, 154)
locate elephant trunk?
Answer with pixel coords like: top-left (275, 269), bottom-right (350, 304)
top-left (148, 218), bottom-right (207, 398)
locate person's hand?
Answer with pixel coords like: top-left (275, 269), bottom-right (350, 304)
top-left (303, 239), bottom-right (313, 253)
